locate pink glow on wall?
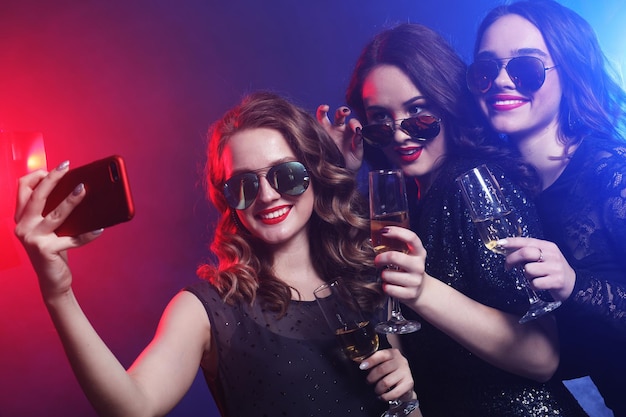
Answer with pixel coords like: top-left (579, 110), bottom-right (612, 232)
top-left (0, 131), bottom-right (46, 271)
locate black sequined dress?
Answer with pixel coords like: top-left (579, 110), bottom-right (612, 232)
top-left (400, 157), bottom-right (588, 417)
top-left (186, 281), bottom-right (389, 417)
top-left (537, 137), bottom-right (626, 416)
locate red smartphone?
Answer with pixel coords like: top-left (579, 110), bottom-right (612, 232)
top-left (42, 155), bottom-right (135, 236)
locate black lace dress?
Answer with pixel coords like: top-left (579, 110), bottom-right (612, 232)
top-left (186, 281), bottom-right (389, 417)
top-left (537, 137), bottom-right (626, 416)
top-left (400, 157), bottom-right (587, 417)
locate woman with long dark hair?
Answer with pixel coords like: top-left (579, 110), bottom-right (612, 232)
top-left (318, 23), bottom-right (587, 416)
top-left (470, 1), bottom-right (626, 414)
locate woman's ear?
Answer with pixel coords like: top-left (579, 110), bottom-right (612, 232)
top-left (231, 208), bottom-right (251, 235)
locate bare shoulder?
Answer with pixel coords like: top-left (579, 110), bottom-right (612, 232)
top-left (155, 290), bottom-right (212, 352)
top-left (163, 290), bottom-right (211, 326)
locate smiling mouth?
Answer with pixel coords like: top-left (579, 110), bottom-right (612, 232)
top-left (257, 205), bottom-right (291, 224)
top-left (487, 95), bottom-right (528, 111)
top-left (259, 206), bottom-right (290, 220)
top-left (399, 147), bottom-right (418, 155)
top-left (493, 98), bottom-right (525, 105)
top-left (396, 146), bottom-right (422, 162)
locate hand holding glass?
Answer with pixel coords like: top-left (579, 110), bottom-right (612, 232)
top-left (369, 169), bottom-right (421, 334)
top-left (456, 165), bottom-right (561, 323)
top-left (314, 280), bottom-right (419, 417)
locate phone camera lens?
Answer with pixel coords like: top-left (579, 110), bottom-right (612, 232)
top-left (109, 162), bottom-right (120, 182)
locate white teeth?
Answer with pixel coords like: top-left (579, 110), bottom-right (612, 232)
top-left (261, 206), bottom-right (289, 219)
top-left (398, 148), bottom-right (419, 155)
top-left (495, 99), bottom-right (524, 105)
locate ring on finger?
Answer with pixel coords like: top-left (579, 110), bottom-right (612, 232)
top-left (537, 248), bottom-right (544, 263)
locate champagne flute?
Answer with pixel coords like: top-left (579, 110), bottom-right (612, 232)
top-left (369, 169), bottom-right (421, 334)
top-left (456, 164), bottom-right (561, 323)
top-left (314, 280), bottom-right (419, 417)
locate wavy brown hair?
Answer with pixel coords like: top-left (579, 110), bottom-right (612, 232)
top-left (197, 92), bottom-right (382, 316)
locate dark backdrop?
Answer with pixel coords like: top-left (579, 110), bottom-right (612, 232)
top-left (0, 1), bottom-right (623, 416)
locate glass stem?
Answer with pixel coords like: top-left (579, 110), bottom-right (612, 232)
top-left (514, 267), bottom-right (542, 305)
top-left (390, 298), bottom-right (406, 322)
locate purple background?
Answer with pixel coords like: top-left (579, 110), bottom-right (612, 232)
top-left (0, 1), bottom-right (623, 416)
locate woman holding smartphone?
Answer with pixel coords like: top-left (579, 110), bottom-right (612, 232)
top-left (14, 92), bottom-right (419, 417)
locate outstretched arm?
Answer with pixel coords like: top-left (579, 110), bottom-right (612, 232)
top-left (377, 226), bottom-right (559, 382)
top-left (14, 164), bottom-right (211, 417)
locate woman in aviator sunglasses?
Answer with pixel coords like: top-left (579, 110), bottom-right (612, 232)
top-left (472, 1), bottom-right (626, 415)
top-left (318, 23), bottom-right (587, 416)
top-left (14, 91), bottom-right (420, 417)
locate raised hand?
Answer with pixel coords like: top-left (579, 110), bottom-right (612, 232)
top-left (14, 161), bottom-right (102, 299)
top-left (373, 226), bottom-right (429, 306)
top-left (316, 104), bottom-right (364, 172)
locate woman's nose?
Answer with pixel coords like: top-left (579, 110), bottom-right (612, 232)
top-left (493, 62), bottom-right (516, 90)
top-left (255, 175), bottom-right (281, 203)
top-left (393, 119), bottom-right (411, 143)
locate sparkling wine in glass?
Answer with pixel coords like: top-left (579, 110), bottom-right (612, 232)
top-left (314, 280), bottom-right (420, 417)
top-left (371, 210), bottom-right (410, 254)
top-left (456, 164), bottom-right (561, 323)
top-left (369, 169), bottom-right (421, 334)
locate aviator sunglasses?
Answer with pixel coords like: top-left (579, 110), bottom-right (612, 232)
top-left (223, 161), bottom-right (310, 210)
top-left (361, 114), bottom-right (441, 148)
top-left (466, 56), bottom-right (557, 94)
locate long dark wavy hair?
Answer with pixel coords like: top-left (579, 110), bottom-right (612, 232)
top-left (197, 92), bottom-right (382, 316)
top-left (345, 23), bottom-right (539, 193)
top-left (474, 0), bottom-right (626, 147)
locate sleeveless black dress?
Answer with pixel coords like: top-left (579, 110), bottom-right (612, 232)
top-left (186, 281), bottom-right (389, 417)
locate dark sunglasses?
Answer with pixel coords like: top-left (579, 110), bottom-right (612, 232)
top-left (361, 114), bottom-right (441, 148)
top-left (223, 161), bottom-right (310, 210)
top-left (467, 56), bottom-right (557, 94)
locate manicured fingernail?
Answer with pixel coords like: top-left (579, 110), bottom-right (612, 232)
top-left (342, 107), bottom-right (350, 114)
top-left (354, 127), bottom-right (363, 147)
top-left (496, 239), bottom-right (508, 246)
top-left (91, 228), bottom-right (104, 235)
top-left (359, 361), bottom-right (370, 370)
top-left (380, 227), bottom-right (390, 234)
top-left (72, 183), bottom-right (84, 195)
top-left (56, 160), bottom-right (70, 171)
